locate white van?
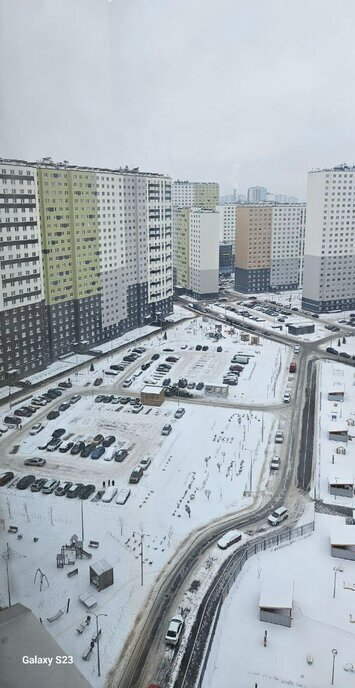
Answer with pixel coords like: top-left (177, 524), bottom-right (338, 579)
top-left (268, 506), bottom-right (288, 526)
top-left (101, 487), bottom-right (117, 503)
top-left (217, 530), bottom-right (242, 550)
top-left (116, 488), bottom-right (131, 505)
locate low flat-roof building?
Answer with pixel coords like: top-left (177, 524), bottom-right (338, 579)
top-left (286, 322), bottom-right (315, 336)
top-left (329, 474), bottom-right (354, 498)
top-left (328, 424), bottom-right (349, 442)
top-left (259, 578), bottom-right (294, 627)
top-left (141, 385), bottom-right (165, 407)
top-left (328, 390), bottom-right (345, 402)
top-left (331, 524), bottom-right (355, 560)
top-left (0, 603), bottom-right (91, 688)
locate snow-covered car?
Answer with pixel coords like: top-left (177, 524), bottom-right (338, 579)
top-left (101, 487), bottom-right (117, 503)
top-left (132, 404), bottom-right (143, 414)
top-left (217, 530), bottom-right (242, 549)
top-left (30, 423), bottom-right (44, 435)
top-left (174, 408), bottom-right (185, 419)
top-left (140, 457), bottom-right (151, 470)
top-left (116, 488), bottom-right (131, 505)
top-left (165, 614), bottom-right (184, 646)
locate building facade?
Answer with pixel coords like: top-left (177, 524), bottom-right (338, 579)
top-left (173, 208), bottom-right (219, 297)
top-left (219, 242), bottom-right (234, 276)
top-left (0, 162), bottom-right (49, 385)
top-left (0, 158), bottom-right (173, 382)
top-left (172, 180), bottom-right (219, 210)
top-left (234, 203), bottom-right (305, 293)
top-left (302, 165), bottom-right (355, 312)
top-left (247, 186), bottom-right (268, 203)
top-left (216, 203), bottom-right (238, 243)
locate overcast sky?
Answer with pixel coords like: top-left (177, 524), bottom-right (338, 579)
top-left (1, 0), bottom-right (355, 198)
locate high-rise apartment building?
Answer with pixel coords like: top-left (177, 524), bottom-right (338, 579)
top-left (172, 181), bottom-right (219, 211)
top-left (216, 204), bottom-right (238, 243)
top-left (0, 158), bottom-right (173, 382)
top-left (173, 208), bottom-right (219, 297)
top-left (234, 203), bottom-right (305, 293)
top-left (302, 165), bottom-right (355, 312)
top-left (247, 186), bottom-right (268, 203)
top-left (0, 162), bottom-right (49, 385)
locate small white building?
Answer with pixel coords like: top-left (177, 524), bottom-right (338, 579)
top-left (259, 578), bottom-right (294, 627)
top-left (331, 524), bottom-right (355, 560)
top-left (329, 473), bottom-right (354, 498)
top-left (328, 424), bottom-right (349, 442)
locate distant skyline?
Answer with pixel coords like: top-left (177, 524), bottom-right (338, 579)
top-left (1, 0), bottom-right (355, 199)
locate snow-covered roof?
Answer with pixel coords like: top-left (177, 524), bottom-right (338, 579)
top-left (141, 385), bottom-right (165, 395)
top-left (328, 423), bottom-right (348, 432)
top-left (331, 524), bottom-right (355, 546)
top-left (259, 578), bottom-right (293, 609)
top-left (329, 473), bottom-right (354, 485)
top-left (90, 559), bottom-right (112, 575)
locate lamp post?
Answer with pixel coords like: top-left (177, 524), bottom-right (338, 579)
top-left (245, 448), bottom-right (253, 492)
top-left (331, 648), bottom-right (338, 685)
top-left (133, 531), bottom-right (147, 585)
top-left (89, 612), bottom-right (107, 677)
top-left (333, 566), bottom-right (341, 598)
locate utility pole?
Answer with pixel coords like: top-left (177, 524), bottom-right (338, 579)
top-left (89, 612), bottom-right (107, 677)
top-left (80, 500), bottom-right (84, 543)
top-left (133, 531), bottom-right (147, 585)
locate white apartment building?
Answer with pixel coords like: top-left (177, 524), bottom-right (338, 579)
top-left (270, 204), bottom-right (306, 289)
top-left (247, 186), bottom-right (268, 203)
top-left (216, 203), bottom-right (238, 243)
top-left (172, 180), bottom-right (219, 210)
top-left (302, 165), bottom-right (355, 312)
top-left (173, 208), bottom-right (219, 297)
top-left (0, 162), bottom-right (49, 384)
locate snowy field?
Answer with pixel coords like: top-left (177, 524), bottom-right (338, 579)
top-left (0, 398), bottom-right (278, 687)
top-left (314, 360), bottom-right (355, 506)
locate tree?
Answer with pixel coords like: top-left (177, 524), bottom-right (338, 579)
top-left (343, 336), bottom-right (346, 344)
top-left (90, 363), bottom-right (95, 372)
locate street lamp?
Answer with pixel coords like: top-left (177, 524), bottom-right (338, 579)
top-left (89, 612), bottom-right (107, 677)
top-left (244, 448), bottom-right (253, 492)
top-left (331, 648), bottom-right (338, 685)
top-left (333, 566), bottom-right (342, 598)
top-left (132, 531), bottom-right (148, 585)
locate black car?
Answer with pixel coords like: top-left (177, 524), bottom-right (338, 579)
top-left (178, 378), bottom-right (187, 388)
top-left (52, 428), bottom-right (66, 438)
top-left (70, 395), bottom-right (81, 404)
top-left (71, 441), bottom-right (85, 455)
top-left (17, 474), bottom-right (36, 490)
top-left (141, 362), bottom-right (151, 370)
top-left (81, 443), bottom-right (96, 458)
top-left (114, 448), bottom-right (128, 462)
top-left (157, 364), bottom-right (171, 372)
top-left (110, 364), bottom-right (125, 371)
top-left (0, 471), bottom-right (14, 486)
top-left (339, 352), bottom-right (351, 359)
top-left (14, 408), bottom-right (32, 418)
top-left (58, 381), bottom-right (72, 389)
top-left (202, 345), bottom-right (208, 351)
top-left (151, 353), bottom-right (160, 360)
top-left (217, 347), bottom-right (222, 352)
top-left (162, 378), bottom-right (171, 386)
top-left (48, 388), bottom-right (62, 397)
top-left (79, 484), bottom-right (96, 500)
top-left (103, 395), bottom-right (114, 403)
top-left (311, 313), bottom-right (319, 318)
top-left (91, 445), bottom-right (105, 460)
top-left (102, 435), bottom-right (115, 447)
top-left (47, 410), bottom-right (60, 420)
top-left (326, 347), bottom-right (338, 355)
top-left (58, 402), bottom-right (70, 412)
top-left (120, 397), bottom-right (131, 404)
top-left (95, 395), bottom-right (104, 403)
top-left (196, 382), bottom-right (204, 390)
top-left (93, 433), bottom-right (104, 444)
top-left (66, 483), bottom-right (84, 499)
top-left (59, 442), bottom-right (74, 453)
top-left (55, 481), bottom-right (73, 496)
top-left (195, 345), bottom-right (202, 351)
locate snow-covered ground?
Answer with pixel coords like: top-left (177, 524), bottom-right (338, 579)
top-left (203, 511), bottom-right (355, 688)
top-left (320, 334), bottom-right (355, 357)
top-left (23, 355), bottom-right (94, 385)
top-left (314, 360), bottom-right (355, 507)
top-left (0, 385), bottom-right (22, 401)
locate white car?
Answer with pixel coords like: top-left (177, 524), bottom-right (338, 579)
top-left (140, 457), bottom-right (151, 470)
top-left (122, 379), bottom-right (132, 388)
top-left (132, 404), bottom-right (143, 414)
top-left (116, 488), bottom-right (131, 505)
top-left (283, 391), bottom-right (291, 403)
top-left (270, 457), bottom-right (281, 471)
top-left (101, 487), bottom-right (117, 503)
top-left (294, 344), bottom-right (300, 354)
top-left (30, 423), bottom-right (44, 435)
top-left (165, 614), bottom-right (184, 646)
top-left (104, 447), bottom-right (115, 461)
top-left (268, 506), bottom-right (288, 526)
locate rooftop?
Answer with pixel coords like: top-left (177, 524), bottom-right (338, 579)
top-left (259, 578), bottom-right (294, 609)
top-left (0, 157), bottom-right (170, 179)
top-left (331, 524), bottom-right (355, 546)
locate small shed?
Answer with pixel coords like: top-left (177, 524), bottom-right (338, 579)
top-left (287, 322), bottom-right (315, 336)
top-left (141, 385), bottom-right (165, 407)
top-left (329, 474), bottom-right (354, 498)
top-left (331, 524), bottom-right (355, 560)
top-left (204, 384), bottom-right (229, 398)
top-left (89, 559), bottom-right (114, 592)
top-left (328, 390), bottom-right (345, 402)
top-left (259, 578), bottom-right (293, 627)
top-left (328, 424), bottom-right (349, 442)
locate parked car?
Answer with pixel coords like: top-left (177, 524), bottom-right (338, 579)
top-left (122, 379), bottom-right (132, 388)
top-left (162, 378), bottom-right (171, 386)
top-left (202, 345), bottom-right (209, 351)
top-left (217, 346), bottom-right (222, 352)
top-left (24, 457), bottom-right (46, 467)
top-left (141, 363), bottom-right (151, 371)
top-left (165, 615), bottom-right (184, 646)
top-left (17, 474), bottom-right (36, 490)
top-left (196, 382), bottom-right (204, 390)
top-left (91, 445), bottom-right (105, 460)
top-left (129, 466), bottom-right (144, 483)
top-left (95, 395), bottom-right (105, 403)
top-left (217, 530), bottom-right (242, 549)
top-left (114, 448), bottom-right (128, 462)
top-left (120, 397), bottom-right (131, 405)
top-left (151, 353), bottom-right (160, 360)
top-left (93, 377), bottom-right (103, 386)
top-left (294, 344), bottom-right (300, 354)
top-left (52, 428), bottom-right (66, 438)
top-left (58, 402), bottom-right (70, 412)
top-left (81, 443), bottom-right (96, 458)
top-left (47, 438), bottom-right (62, 452)
top-left (66, 482), bottom-right (84, 499)
top-left (31, 477), bottom-right (48, 492)
top-left (187, 382), bottom-right (195, 389)
top-left (161, 424), bottom-right (172, 436)
top-left (166, 356), bottom-right (179, 363)
top-left (140, 457), bottom-right (151, 470)
top-left (270, 457), bottom-right (281, 471)
top-left (103, 395), bottom-right (114, 403)
top-left (175, 408), bottom-right (185, 419)
top-left (30, 423), bottom-right (44, 435)
top-left (58, 380), bottom-right (72, 389)
top-left (283, 391), bottom-right (291, 403)
top-left (47, 410), bottom-right (60, 420)
top-left (268, 506), bottom-right (288, 526)
top-left (326, 347), bottom-right (338, 355)
top-left (93, 434), bottom-right (104, 444)
top-left (71, 441), bottom-right (85, 455)
top-left (79, 484), bottom-right (96, 500)
top-left (102, 435), bottom-right (116, 447)
top-left (70, 395), bottom-right (81, 404)
top-left (101, 486), bottom-right (117, 503)
top-left (195, 345), bottom-right (202, 351)
top-left (0, 471), bottom-right (14, 486)
top-left (55, 481), bottom-right (73, 496)
top-left (42, 479), bottom-right (60, 494)
top-left (59, 441), bottom-right (74, 453)
top-left (132, 404), bottom-right (143, 414)
top-left (116, 488), bottom-right (131, 505)
top-left (105, 369), bottom-right (119, 376)
top-left (339, 352), bottom-right (351, 359)
top-left (275, 431), bottom-right (284, 444)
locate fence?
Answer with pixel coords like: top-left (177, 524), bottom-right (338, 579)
top-left (185, 521), bottom-right (315, 688)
